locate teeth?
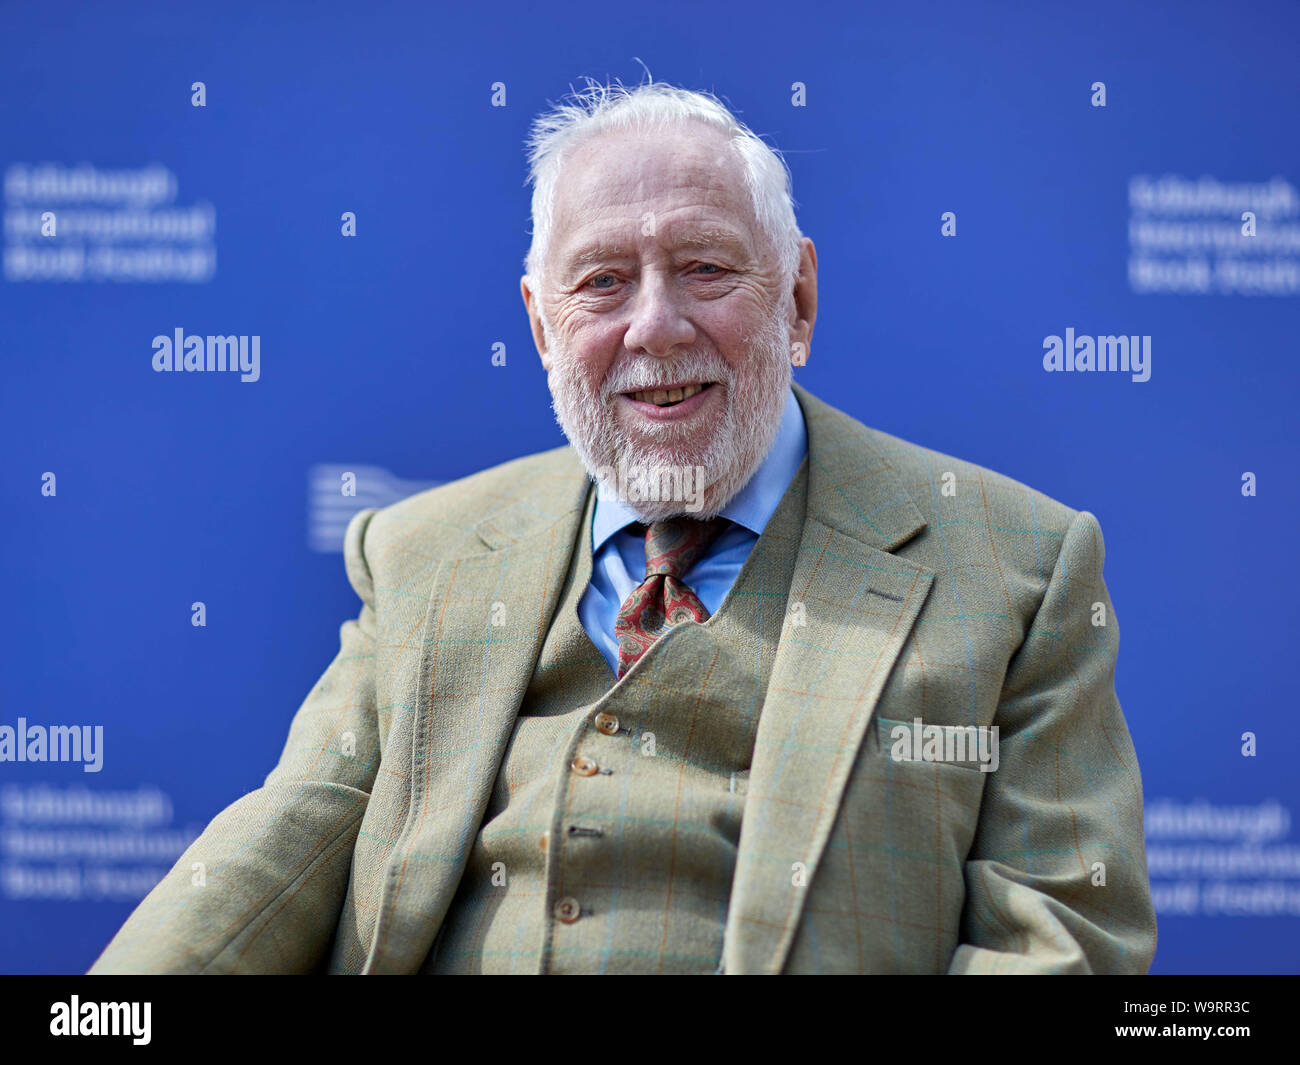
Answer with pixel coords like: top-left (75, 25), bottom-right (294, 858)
top-left (629, 383), bottom-right (707, 406)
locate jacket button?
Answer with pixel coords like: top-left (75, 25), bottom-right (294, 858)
top-left (539, 831), bottom-right (549, 851)
top-left (570, 754), bottom-right (599, 777)
top-left (593, 711), bottom-right (619, 735)
top-left (554, 897), bottom-right (581, 923)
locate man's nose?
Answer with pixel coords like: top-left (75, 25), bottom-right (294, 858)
top-left (622, 271), bottom-right (696, 358)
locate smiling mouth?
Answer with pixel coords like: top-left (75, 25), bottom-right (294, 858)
top-left (622, 382), bottom-right (714, 407)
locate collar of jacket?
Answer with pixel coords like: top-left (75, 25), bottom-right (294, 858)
top-left (469, 383), bottom-right (927, 554)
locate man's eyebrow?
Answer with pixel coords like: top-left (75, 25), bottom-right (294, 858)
top-left (560, 228), bottom-right (752, 271)
top-left (668, 228), bottom-right (751, 255)
top-left (565, 244), bottom-right (634, 269)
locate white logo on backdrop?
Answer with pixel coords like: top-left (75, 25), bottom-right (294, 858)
top-left (3, 163), bottom-right (216, 283)
top-left (1128, 174), bottom-right (1300, 295)
top-left (308, 464), bottom-right (442, 553)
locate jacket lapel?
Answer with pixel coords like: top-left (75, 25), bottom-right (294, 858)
top-left (364, 451), bottom-right (591, 973)
top-left (722, 385), bottom-right (935, 974)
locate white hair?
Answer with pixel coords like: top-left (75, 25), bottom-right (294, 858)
top-left (522, 77), bottom-right (802, 292)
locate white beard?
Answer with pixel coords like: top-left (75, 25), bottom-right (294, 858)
top-left (545, 301), bottom-right (793, 522)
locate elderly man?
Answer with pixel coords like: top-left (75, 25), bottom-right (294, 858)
top-left (90, 81), bottom-right (1157, 975)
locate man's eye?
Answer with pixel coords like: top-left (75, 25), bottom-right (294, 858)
top-left (588, 274), bottom-right (617, 289)
top-left (694, 263), bottom-right (722, 275)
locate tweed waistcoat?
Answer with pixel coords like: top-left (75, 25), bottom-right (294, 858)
top-left (424, 462), bottom-right (808, 973)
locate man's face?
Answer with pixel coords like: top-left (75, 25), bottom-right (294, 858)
top-left (522, 122), bottom-right (816, 521)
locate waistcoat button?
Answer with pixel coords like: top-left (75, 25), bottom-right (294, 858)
top-left (570, 754), bottom-right (599, 776)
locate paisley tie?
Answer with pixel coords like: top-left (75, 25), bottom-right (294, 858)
top-left (613, 516), bottom-right (730, 677)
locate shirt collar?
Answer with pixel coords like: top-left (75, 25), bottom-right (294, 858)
top-left (591, 387), bottom-right (808, 551)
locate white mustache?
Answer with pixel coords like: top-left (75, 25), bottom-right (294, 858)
top-left (601, 353), bottom-right (733, 399)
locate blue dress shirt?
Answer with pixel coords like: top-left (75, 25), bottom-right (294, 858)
top-left (577, 388), bottom-right (809, 674)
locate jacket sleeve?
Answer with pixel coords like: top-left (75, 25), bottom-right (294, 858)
top-left (87, 508), bottom-right (382, 974)
top-left (947, 510), bottom-right (1158, 974)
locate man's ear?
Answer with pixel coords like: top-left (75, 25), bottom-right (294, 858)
top-left (521, 275), bottom-right (552, 371)
top-left (788, 237), bottom-right (818, 367)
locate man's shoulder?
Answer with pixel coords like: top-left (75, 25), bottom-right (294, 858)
top-left (863, 421), bottom-right (1080, 534)
top-left (800, 387), bottom-right (1086, 552)
top-left (357, 443), bottom-right (587, 563)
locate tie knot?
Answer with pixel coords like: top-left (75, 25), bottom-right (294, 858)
top-left (639, 516), bottom-right (729, 580)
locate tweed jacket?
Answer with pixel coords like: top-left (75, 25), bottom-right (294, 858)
top-left (88, 383), bottom-right (1157, 974)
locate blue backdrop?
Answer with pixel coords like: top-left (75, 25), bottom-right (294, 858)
top-left (2, 0), bottom-right (1297, 974)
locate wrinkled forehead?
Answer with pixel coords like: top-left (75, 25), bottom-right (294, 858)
top-left (547, 122), bottom-right (760, 266)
